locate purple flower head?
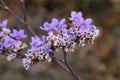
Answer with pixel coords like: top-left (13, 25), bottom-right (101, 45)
top-left (80, 18), bottom-right (92, 29)
top-left (85, 34), bottom-right (91, 38)
top-left (41, 35), bottom-right (46, 43)
top-left (0, 19), bottom-right (8, 28)
top-left (60, 41), bottom-right (66, 46)
top-left (0, 44), bottom-right (4, 51)
top-left (3, 36), bottom-right (15, 48)
top-left (67, 28), bottom-right (73, 35)
top-left (10, 29), bottom-right (27, 40)
top-left (23, 58), bottom-right (31, 70)
top-left (89, 25), bottom-right (96, 31)
top-left (45, 46), bottom-right (53, 53)
top-left (0, 33), bottom-right (3, 40)
top-left (30, 36), bottom-right (43, 48)
top-left (51, 18), bottom-right (67, 32)
top-left (40, 22), bottom-right (53, 33)
top-left (70, 11), bottom-right (84, 26)
top-left (40, 18), bottom-right (67, 34)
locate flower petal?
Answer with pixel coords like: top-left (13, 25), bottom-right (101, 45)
top-left (85, 18), bottom-right (92, 25)
top-left (0, 19), bottom-right (8, 28)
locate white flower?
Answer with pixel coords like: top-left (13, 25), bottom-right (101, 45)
top-left (2, 28), bottom-right (11, 35)
top-left (7, 53), bottom-right (16, 61)
top-left (14, 41), bottom-right (22, 50)
top-left (23, 58), bottom-right (31, 70)
top-left (21, 43), bottom-right (27, 49)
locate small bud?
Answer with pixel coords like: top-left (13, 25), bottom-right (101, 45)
top-left (7, 53), bottom-right (16, 61)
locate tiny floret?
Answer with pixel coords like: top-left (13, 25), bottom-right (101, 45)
top-left (10, 29), bottom-right (27, 40)
top-left (3, 36), bottom-right (15, 48)
top-left (0, 19), bottom-right (8, 28)
top-left (40, 22), bottom-right (53, 33)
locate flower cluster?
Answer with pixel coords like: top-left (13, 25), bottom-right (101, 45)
top-left (0, 19), bottom-right (27, 61)
top-left (23, 36), bottom-right (52, 70)
top-left (0, 11), bottom-right (99, 70)
top-left (23, 11), bottom-right (99, 70)
top-left (69, 11), bottom-right (99, 46)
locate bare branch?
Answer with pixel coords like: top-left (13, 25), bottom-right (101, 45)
top-left (20, 0), bottom-right (36, 36)
top-left (0, 4), bottom-right (3, 8)
top-left (0, 0), bottom-right (6, 6)
top-left (63, 50), bottom-right (80, 80)
top-left (52, 57), bottom-right (76, 78)
top-left (0, 0), bottom-right (5, 8)
top-left (4, 6), bottom-right (24, 23)
top-left (20, 0), bottom-right (27, 22)
top-left (0, 0), bottom-right (36, 36)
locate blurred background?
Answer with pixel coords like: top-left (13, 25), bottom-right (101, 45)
top-left (0, 0), bottom-right (120, 80)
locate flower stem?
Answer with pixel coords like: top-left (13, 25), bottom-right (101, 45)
top-left (20, 0), bottom-right (27, 23)
top-left (0, 0), bottom-right (36, 36)
top-left (52, 57), bottom-right (75, 78)
top-left (63, 50), bottom-right (80, 80)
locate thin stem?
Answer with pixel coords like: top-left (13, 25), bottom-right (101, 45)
top-left (52, 57), bottom-right (78, 78)
top-left (0, 0), bottom-right (6, 6)
top-left (2, 51), bottom-right (79, 79)
top-left (63, 50), bottom-right (80, 80)
top-left (20, 0), bottom-right (27, 22)
top-left (4, 6), bottom-right (24, 23)
top-left (20, 0), bottom-right (36, 36)
top-left (0, 4), bottom-right (3, 8)
top-left (0, 0), bottom-right (36, 36)
top-left (0, 0), bottom-right (5, 8)
top-left (0, 2), bottom-right (3, 8)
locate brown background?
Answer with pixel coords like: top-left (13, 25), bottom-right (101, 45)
top-left (0, 0), bottom-right (120, 80)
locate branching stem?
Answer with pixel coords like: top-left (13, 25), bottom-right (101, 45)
top-left (63, 49), bottom-right (80, 80)
top-left (0, 0), bottom-right (82, 80)
top-left (0, 0), bottom-right (36, 36)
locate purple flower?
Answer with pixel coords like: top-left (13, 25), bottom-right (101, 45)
top-left (0, 44), bottom-right (4, 51)
top-left (0, 33), bottom-right (3, 40)
top-left (40, 22), bottom-right (53, 33)
top-left (41, 35), bottom-right (46, 43)
top-left (10, 29), bottom-right (27, 40)
top-left (45, 46), bottom-right (53, 53)
top-left (67, 28), bottom-right (73, 35)
top-left (30, 36), bottom-right (43, 48)
top-left (24, 58), bottom-right (31, 64)
top-left (40, 18), bottom-right (67, 33)
top-left (51, 18), bottom-right (67, 32)
top-left (80, 18), bottom-right (92, 29)
top-left (89, 25), bottom-right (96, 31)
top-left (3, 36), bottom-right (15, 48)
top-left (70, 11), bottom-right (84, 26)
top-left (23, 58), bottom-right (31, 70)
top-left (0, 19), bottom-right (8, 28)
top-left (85, 34), bottom-right (91, 38)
